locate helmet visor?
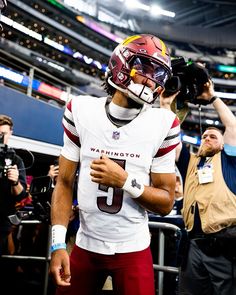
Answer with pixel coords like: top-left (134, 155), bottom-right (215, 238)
top-left (132, 57), bottom-right (170, 87)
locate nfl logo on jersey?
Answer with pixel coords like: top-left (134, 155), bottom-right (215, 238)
top-left (112, 131), bottom-right (120, 140)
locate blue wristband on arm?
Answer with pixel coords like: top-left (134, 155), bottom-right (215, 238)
top-left (50, 243), bottom-right (67, 253)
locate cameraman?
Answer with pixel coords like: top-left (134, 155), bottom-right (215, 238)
top-left (160, 80), bottom-right (236, 295)
top-left (0, 114), bottom-right (27, 255)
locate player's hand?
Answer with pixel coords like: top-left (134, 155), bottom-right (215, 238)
top-left (50, 249), bottom-right (71, 286)
top-left (90, 154), bottom-right (128, 188)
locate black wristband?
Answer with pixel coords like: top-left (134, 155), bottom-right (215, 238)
top-left (11, 180), bottom-right (19, 186)
top-left (209, 96), bottom-right (218, 104)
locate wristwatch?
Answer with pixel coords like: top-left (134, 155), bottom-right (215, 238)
top-left (209, 96), bottom-right (218, 103)
top-left (11, 180), bottom-right (19, 186)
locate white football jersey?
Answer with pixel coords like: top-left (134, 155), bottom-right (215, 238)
top-left (61, 96), bottom-right (180, 250)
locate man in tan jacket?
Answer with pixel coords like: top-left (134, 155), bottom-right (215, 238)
top-left (160, 79), bottom-right (236, 295)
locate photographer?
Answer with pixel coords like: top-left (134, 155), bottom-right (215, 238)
top-left (0, 114), bottom-right (27, 255)
top-left (48, 159), bottom-right (59, 186)
top-left (160, 78), bottom-right (236, 294)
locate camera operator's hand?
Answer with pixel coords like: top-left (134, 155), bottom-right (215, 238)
top-left (196, 79), bottom-right (215, 103)
top-left (7, 164), bottom-right (19, 184)
top-left (7, 164), bottom-right (24, 195)
top-left (159, 89), bottom-right (189, 123)
top-left (159, 89), bottom-right (180, 110)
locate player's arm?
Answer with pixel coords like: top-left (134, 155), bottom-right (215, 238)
top-left (90, 154), bottom-right (175, 216)
top-left (50, 155), bottom-right (78, 286)
top-left (51, 96), bottom-right (81, 228)
top-left (51, 155), bottom-right (78, 228)
top-left (134, 113), bottom-right (179, 215)
top-left (50, 97), bottom-right (80, 286)
top-left (135, 171), bottom-right (176, 215)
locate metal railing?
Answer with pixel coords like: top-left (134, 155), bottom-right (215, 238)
top-left (1, 220), bottom-right (183, 295)
top-left (148, 221), bottom-right (182, 295)
top-left (1, 220), bottom-right (51, 295)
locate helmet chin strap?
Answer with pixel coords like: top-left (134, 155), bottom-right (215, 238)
top-left (127, 81), bottom-right (154, 105)
top-left (108, 77), bottom-right (154, 105)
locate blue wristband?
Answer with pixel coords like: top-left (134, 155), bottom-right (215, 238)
top-left (51, 243), bottom-right (67, 253)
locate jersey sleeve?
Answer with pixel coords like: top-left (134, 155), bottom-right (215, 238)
top-left (61, 99), bottom-right (81, 162)
top-left (151, 116), bottom-right (180, 173)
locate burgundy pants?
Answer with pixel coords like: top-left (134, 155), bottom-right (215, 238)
top-left (56, 245), bottom-right (155, 295)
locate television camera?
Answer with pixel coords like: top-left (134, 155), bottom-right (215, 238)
top-left (0, 133), bottom-right (16, 179)
top-left (163, 57), bottom-right (211, 109)
top-left (8, 175), bottom-right (53, 225)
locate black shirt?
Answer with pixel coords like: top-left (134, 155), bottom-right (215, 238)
top-left (0, 151), bottom-right (27, 224)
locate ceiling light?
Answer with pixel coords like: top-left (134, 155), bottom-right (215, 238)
top-left (125, 0), bottom-right (150, 11)
top-left (150, 5), bottom-right (175, 18)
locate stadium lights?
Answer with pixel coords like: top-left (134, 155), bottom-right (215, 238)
top-left (205, 119), bottom-right (214, 125)
top-left (150, 5), bottom-right (175, 18)
top-left (0, 14), bottom-right (107, 72)
top-left (215, 91), bottom-right (236, 99)
top-left (63, 0), bottom-right (96, 17)
top-left (35, 57), bottom-right (66, 72)
top-left (182, 135), bottom-right (199, 145)
top-left (125, 0), bottom-right (175, 18)
top-left (0, 14), bottom-right (42, 41)
top-left (125, 0), bottom-right (149, 11)
top-left (216, 64), bottom-right (236, 74)
top-left (205, 119), bottom-right (221, 126)
top-left (44, 37), bottom-right (65, 51)
top-left (76, 15), bottom-right (123, 43)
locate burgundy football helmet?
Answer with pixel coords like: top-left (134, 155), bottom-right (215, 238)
top-left (107, 34), bottom-right (172, 105)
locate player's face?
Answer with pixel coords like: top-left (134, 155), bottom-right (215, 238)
top-left (132, 71), bottom-right (157, 92)
top-left (131, 58), bottom-right (166, 93)
top-left (198, 129), bottom-right (223, 157)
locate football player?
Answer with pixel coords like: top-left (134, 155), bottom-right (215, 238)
top-left (49, 34), bottom-right (180, 295)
